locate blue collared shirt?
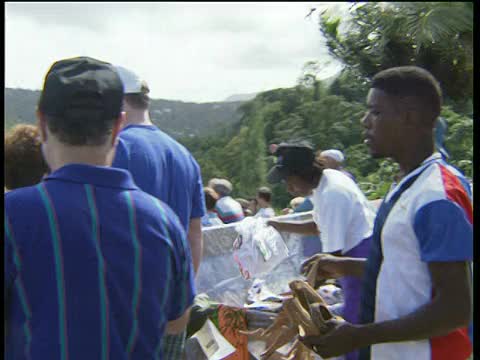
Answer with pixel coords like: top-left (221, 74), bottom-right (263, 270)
top-left (112, 125), bottom-right (206, 232)
top-left (5, 163), bottom-right (195, 360)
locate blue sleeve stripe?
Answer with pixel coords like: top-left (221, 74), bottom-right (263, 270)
top-left (5, 216), bottom-right (33, 357)
top-left (414, 200), bottom-right (473, 262)
top-left (124, 192), bottom-right (143, 355)
top-left (152, 254), bottom-right (170, 360)
top-left (84, 185), bottom-right (110, 360)
top-left (37, 184), bottom-right (69, 360)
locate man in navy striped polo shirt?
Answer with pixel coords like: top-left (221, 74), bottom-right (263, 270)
top-left (4, 56), bottom-right (195, 359)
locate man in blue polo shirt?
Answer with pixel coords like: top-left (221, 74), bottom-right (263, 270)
top-left (112, 65), bottom-right (205, 358)
top-left (5, 56), bottom-right (195, 359)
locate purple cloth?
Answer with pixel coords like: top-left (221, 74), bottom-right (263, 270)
top-left (338, 236), bottom-right (372, 360)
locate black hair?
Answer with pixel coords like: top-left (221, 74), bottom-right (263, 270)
top-left (371, 66), bottom-right (442, 123)
top-left (289, 158), bottom-right (325, 187)
top-left (44, 108), bottom-right (118, 146)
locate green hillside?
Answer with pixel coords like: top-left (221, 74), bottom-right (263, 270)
top-left (179, 2), bottom-right (473, 208)
top-left (5, 88), bottom-right (244, 138)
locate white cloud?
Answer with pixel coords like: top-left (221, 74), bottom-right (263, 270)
top-left (5, 2), bottom-right (347, 102)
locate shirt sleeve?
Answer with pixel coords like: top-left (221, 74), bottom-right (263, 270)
top-left (189, 157), bottom-right (206, 219)
top-left (313, 189), bottom-right (353, 254)
top-left (4, 216), bottom-right (17, 294)
top-left (164, 210), bottom-right (196, 321)
top-left (414, 199), bottom-right (473, 262)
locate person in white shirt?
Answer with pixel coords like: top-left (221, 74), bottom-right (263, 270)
top-left (318, 149), bottom-right (357, 182)
top-left (254, 186), bottom-right (275, 218)
top-left (267, 142), bottom-right (375, 360)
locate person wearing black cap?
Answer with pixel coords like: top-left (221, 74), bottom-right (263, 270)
top-left (5, 57), bottom-right (195, 359)
top-left (266, 142), bottom-right (375, 360)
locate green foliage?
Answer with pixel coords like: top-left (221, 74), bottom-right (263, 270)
top-left (6, 3), bottom-right (472, 208)
top-left (181, 76), bottom-right (472, 206)
top-left (319, 2), bottom-right (473, 112)
top-left (441, 107), bottom-right (473, 178)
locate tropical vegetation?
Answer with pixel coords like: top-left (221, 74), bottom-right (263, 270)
top-left (180, 2), bottom-right (473, 208)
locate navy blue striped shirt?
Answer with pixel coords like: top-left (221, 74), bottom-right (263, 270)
top-left (5, 164), bottom-right (196, 360)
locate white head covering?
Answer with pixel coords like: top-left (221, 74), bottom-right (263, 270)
top-left (114, 65), bottom-right (143, 94)
top-left (320, 149), bottom-right (345, 163)
top-left (208, 178), bottom-right (233, 197)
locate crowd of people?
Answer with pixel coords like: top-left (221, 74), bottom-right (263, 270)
top-left (4, 57), bottom-right (472, 360)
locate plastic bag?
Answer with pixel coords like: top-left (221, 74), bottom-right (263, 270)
top-left (232, 217), bottom-right (289, 279)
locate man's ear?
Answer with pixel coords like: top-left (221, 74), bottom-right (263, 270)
top-left (36, 110), bottom-right (48, 142)
top-left (111, 112), bottom-right (126, 146)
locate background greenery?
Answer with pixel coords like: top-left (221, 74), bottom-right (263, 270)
top-left (5, 2), bottom-right (473, 209)
top-left (180, 2), bottom-right (473, 208)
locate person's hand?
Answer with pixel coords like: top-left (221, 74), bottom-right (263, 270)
top-left (300, 254), bottom-right (349, 283)
top-left (281, 208), bottom-right (292, 215)
top-left (300, 319), bottom-right (366, 358)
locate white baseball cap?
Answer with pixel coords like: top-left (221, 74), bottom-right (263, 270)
top-left (114, 65), bottom-right (144, 94)
top-left (320, 149), bottom-right (345, 163)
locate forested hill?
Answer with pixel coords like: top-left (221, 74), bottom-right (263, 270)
top-left (5, 88), bottom-right (244, 138)
top-left (179, 2), bottom-right (473, 207)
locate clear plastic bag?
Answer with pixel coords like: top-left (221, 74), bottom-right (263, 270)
top-left (232, 217), bottom-right (289, 279)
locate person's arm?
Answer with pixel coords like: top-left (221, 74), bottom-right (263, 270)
top-left (302, 199), bottom-right (473, 358)
top-left (301, 253), bottom-right (367, 280)
top-left (360, 261), bottom-right (472, 342)
top-left (187, 217), bottom-right (203, 274)
top-left (187, 157), bottom-right (206, 274)
top-left (301, 261), bottom-right (472, 358)
top-left (163, 208), bottom-right (197, 336)
top-left (267, 219), bottom-right (319, 235)
top-left (165, 307), bottom-right (192, 335)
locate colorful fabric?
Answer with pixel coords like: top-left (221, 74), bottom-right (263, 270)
top-left (217, 305), bottom-right (249, 360)
top-left (360, 153), bottom-right (473, 360)
top-left (5, 164), bottom-right (196, 360)
top-left (215, 196), bottom-right (245, 224)
top-left (113, 124), bottom-right (206, 232)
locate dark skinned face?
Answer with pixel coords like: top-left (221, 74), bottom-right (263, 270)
top-left (361, 88), bottom-right (406, 159)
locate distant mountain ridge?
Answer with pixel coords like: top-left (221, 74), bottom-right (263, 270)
top-left (5, 88), bottom-right (245, 138)
top-left (223, 92), bottom-right (258, 102)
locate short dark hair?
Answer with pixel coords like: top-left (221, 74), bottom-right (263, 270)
top-left (124, 82), bottom-right (150, 110)
top-left (257, 187), bottom-right (272, 203)
top-left (290, 159), bottom-right (325, 187)
top-left (371, 66), bottom-right (442, 123)
top-left (45, 111), bottom-right (118, 146)
top-left (204, 187), bottom-right (219, 211)
top-left (5, 124), bottom-right (49, 189)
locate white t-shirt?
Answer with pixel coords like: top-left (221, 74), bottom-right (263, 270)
top-left (312, 169), bottom-right (375, 254)
top-left (370, 153), bottom-right (473, 359)
top-left (254, 207), bottom-right (275, 219)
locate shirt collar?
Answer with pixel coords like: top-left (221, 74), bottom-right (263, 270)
top-left (44, 163), bottom-right (138, 190)
top-left (385, 152), bottom-right (442, 202)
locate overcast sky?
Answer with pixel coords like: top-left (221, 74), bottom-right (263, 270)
top-left (5, 2), bottom-right (349, 103)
